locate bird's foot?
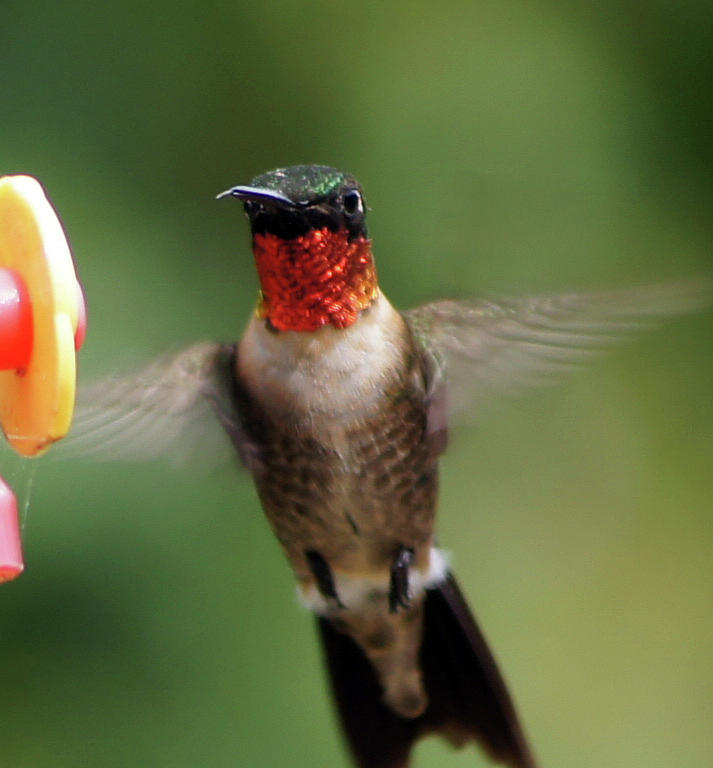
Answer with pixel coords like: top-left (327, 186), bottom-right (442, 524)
top-left (389, 546), bottom-right (414, 613)
top-left (305, 550), bottom-right (345, 609)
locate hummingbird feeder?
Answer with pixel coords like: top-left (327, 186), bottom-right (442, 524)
top-left (0, 175), bottom-right (85, 582)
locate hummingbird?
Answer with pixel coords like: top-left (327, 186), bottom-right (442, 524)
top-left (70, 165), bottom-right (711, 768)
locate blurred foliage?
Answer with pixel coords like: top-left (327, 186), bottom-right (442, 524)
top-left (1, 2), bottom-right (712, 767)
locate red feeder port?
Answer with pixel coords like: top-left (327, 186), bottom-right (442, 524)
top-left (0, 267), bottom-right (33, 370)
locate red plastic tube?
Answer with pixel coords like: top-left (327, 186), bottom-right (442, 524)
top-left (0, 474), bottom-right (24, 582)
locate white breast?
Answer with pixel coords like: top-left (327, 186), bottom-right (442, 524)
top-left (237, 291), bottom-right (408, 429)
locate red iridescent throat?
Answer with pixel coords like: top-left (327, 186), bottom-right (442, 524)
top-left (252, 227), bottom-right (378, 332)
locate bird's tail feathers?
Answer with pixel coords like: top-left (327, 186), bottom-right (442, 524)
top-left (317, 572), bottom-right (537, 768)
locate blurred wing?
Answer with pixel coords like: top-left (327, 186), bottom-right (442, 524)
top-left (57, 341), bottom-right (242, 466)
top-left (405, 279), bottom-right (712, 421)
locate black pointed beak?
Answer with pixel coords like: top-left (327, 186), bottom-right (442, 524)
top-left (216, 185), bottom-right (297, 210)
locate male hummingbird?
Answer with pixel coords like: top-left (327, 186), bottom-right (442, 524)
top-left (72, 165), bottom-right (711, 768)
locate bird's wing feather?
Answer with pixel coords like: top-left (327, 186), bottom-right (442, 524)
top-left (56, 341), bottom-right (249, 467)
top-left (405, 279), bottom-right (712, 422)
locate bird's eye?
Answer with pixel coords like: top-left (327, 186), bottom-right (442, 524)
top-left (343, 190), bottom-right (363, 215)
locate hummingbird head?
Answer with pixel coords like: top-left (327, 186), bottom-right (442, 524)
top-left (218, 165), bottom-right (377, 333)
top-left (219, 165), bottom-right (368, 241)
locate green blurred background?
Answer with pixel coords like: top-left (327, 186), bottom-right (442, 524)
top-left (2, 1), bottom-right (713, 766)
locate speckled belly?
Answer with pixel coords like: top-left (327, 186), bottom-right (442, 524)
top-left (248, 385), bottom-right (439, 585)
